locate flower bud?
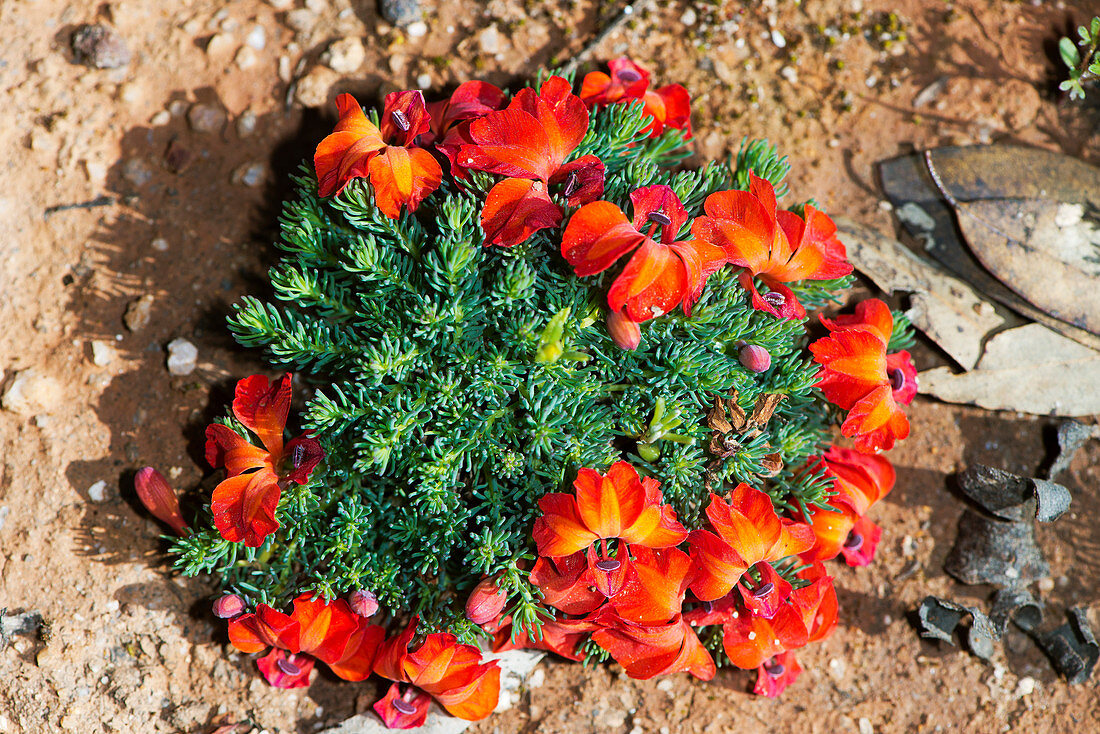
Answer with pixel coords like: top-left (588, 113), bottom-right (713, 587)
top-left (134, 466), bottom-right (190, 536)
top-left (348, 588), bottom-right (379, 618)
top-left (212, 593), bottom-right (246, 619)
top-left (607, 311), bottom-right (641, 351)
top-left (464, 577), bottom-right (507, 625)
top-left (739, 344), bottom-right (771, 373)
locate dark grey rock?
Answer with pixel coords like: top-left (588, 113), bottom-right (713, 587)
top-left (379, 0), bottom-right (421, 26)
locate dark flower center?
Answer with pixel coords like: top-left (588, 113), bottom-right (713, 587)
top-left (764, 659), bottom-right (786, 677)
top-left (594, 559), bottom-right (621, 572)
top-left (648, 211), bottom-right (672, 226)
top-left (888, 367), bottom-right (906, 392)
top-left (292, 443), bottom-right (306, 468)
top-left (844, 532), bottom-right (864, 551)
top-left (563, 172), bottom-right (579, 198)
top-left (762, 291), bottom-right (785, 307)
top-left (751, 581), bottom-right (775, 598)
top-left (276, 657), bottom-right (301, 676)
top-left (391, 109), bottom-right (411, 132)
top-left (618, 69), bottom-right (642, 83)
top-left (392, 697), bottom-right (416, 715)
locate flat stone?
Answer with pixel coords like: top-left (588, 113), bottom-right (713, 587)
top-left (71, 24), bottom-right (131, 69)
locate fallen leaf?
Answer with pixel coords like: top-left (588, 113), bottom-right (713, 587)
top-left (836, 217), bottom-right (1004, 369)
top-left (956, 464), bottom-right (1071, 524)
top-left (944, 509), bottom-right (1049, 587)
top-left (955, 198), bottom-right (1100, 336)
top-left (880, 145), bottom-right (1100, 351)
top-left (918, 323), bottom-right (1100, 416)
top-left (1039, 608), bottom-right (1099, 684)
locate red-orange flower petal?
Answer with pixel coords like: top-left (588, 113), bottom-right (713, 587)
top-left (210, 467), bottom-right (281, 547)
top-left (257, 649), bottom-right (313, 688)
top-left (374, 682), bottom-right (432, 729)
top-left (641, 84), bottom-right (692, 138)
top-left (840, 514), bottom-right (882, 567)
top-left (790, 562), bottom-right (839, 643)
top-left (289, 593), bottom-right (360, 665)
top-left (314, 94), bottom-right (386, 198)
top-left (591, 611), bottom-right (715, 680)
top-left (327, 620), bottom-right (386, 681)
top-left (479, 178), bottom-right (562, 248)
top-left (379, 90), bottom-right (432, 146)
top-left (561, 200), bottom-right (643, 276)
top-left (367, 145), bottom-right (443, 219)
top-left (609, 237), bottom-right (688, 322)
top-left (722, 604), bottom-right (809, 670)
top-left (232, 373), bottom-right (292, 460)
top-left (204, 423), bottom-right (271, 476)
top-left (508, 76), bottom-right (589, 170)
top-left (754, 651), bottom-right (802, 697)
top-left (612, 546), bottom-right (694, 624)
top-left (579, 58), bottom-right (650, 106)
top-left (737, 562), bottom-right (793, 620)
top-left (529, 552), bottom-right (605, 615)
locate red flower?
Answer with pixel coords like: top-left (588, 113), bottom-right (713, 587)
top-left (529, 552), bottom-right (606, 615)
top-left (227, 593), bottom-right (384, 688)
top-left (373, 618), bottom-right (501, 723)
top-left (205, 374), bottom-right (323, 547)
top-left (611, 546), bottom-right (694, 624)
top-left (561, 185), bottom-right (726, 327)
top-left (374, 683), bottom-right (432, 730)
top-left (425, 80), bottom-right (507, 179)
top-left (692, 173), bottom-right (853, 319)
top-left (801, 448), bottom-right (895, 563)
top-left (459, 76), bottom-right (605, 247)
top-left (754, 651), bottom-right (802, 697)
top-left (489, 614), bottom-right (595, 662)
top-left (687, 485), bottom-right (815, 602)
top-left (533, 461), bottom-right (687, 556)
top-left (314, 91), bottom-right (443, 218)
top-left (134, 467), bottom-right (190, 536)
top-left (810, 299), bottom-right (918, 452)
top-left (789, 562), bottom-right (838, 643)
top-left (736, 561), bottom-right (793, 620)
top-left (720, 602), bottom-right (809, 670)
top-left (590, 609), bottom-right (715, 680)
top-left (579, 58), bottom-right (692, 138)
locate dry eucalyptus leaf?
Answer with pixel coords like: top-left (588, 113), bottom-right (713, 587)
top-left (836, 217), bottom-right (1003, 369)
top-left (918, 323), bottom-right (1100, 416)
top-left (879, 145), bottom-right (1100, 351)
top-left (955, 198), bottom-right (1100, 336)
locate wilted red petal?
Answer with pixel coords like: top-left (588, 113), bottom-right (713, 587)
top-left (529, 553), bottom-right (604, 615)
top-left (257, 649), bottom-right (313, 688)
top-left (204, 424), bottom-right (271, 476)
top-left (591, 610), bottom-right (715, 680)
top-left (134, 467), bottom-right (190, 536)
top-left (314, 94), bottom-right (386, 198)
top-left (380, 90), bottom-right (432, 146)
top-left (210, 467), bottom-right (281, 547)
top-left (328, 620), bottom-right (386, 681)
top-left (479, 178), bottom-right (562, 248)
top-left (612, 546), bottom-right (693, 624)
top-left (841, 515), bottom-right (882, 567)
top-left (367, 145), bottom-right (443, 219)
top-left (232, 374), bottom-right (292, 460)
top-left (745, 274), bottom-right (806, 320)
top-left (374, 682), bottom-right (431, 729)
top-left (754, 651), bottom-right (802, 697)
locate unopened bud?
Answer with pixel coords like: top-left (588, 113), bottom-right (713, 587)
top-left (465, 577), bottom-right (507, 625)
top-left (739, 344), bottom-right (771, 373)
top-left (134, 467), bottom-right (190, 536)
top-left (348, 589), bottom-right (379, 618)
top-left (607, 311), bottom-right (641, 351)
top-left (212, 593), bottom-right (246, 619)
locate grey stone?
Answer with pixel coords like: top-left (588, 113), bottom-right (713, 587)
top-left (71, 24), bottom-right (131, 69)
top-left (380, 0), bottom-right (421, 26)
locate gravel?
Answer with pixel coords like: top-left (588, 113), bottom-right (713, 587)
top-left (166, 338), bottom-right (198, 376)
top-left (380, 0), bottom-right (422, 26)
top-left (70, 24), bottom-right (131, 69)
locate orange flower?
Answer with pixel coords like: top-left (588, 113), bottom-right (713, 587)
top-left (611, 546), bottom-right (695, 624)
top-left (529, 552), bottom-right (606, 616)
top-left (579, 58), bottom-right (692, 139)
top-left (801, 447), bottom-right (895, 563)
top-left (532, 461), bottom-right (688, 559)
top-left (373, 618), bottom-right (501, 724)
top-left (227, 593), bottom-right (384, 688)
top-left (687, 484), bottom-right (815, 602)
top-left (789, 562), bottom-right (838, 643)
top-left (692, 172), bottom-right (852, 319)
top-left (314, 91), bottom-right (443, 218)
top-left (424, 80), bottom-right (507, 179)
top-left (720, 602), bottom-right (809, 670)
top-left (754, 650), bottom-right (803, 697)
top-left (810, 299), bottom-right (918, 452)
top-left (488, 614), bottom-right (596, 662)
top-left (205, 374), bottom-right (323, 547)
top-left (590, 609), bottom-right (715, 680)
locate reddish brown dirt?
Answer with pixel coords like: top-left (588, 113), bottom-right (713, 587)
top-left (1, 1), bottom-right (1098, 733)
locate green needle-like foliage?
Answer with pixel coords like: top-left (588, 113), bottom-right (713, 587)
top-left (172, 94), bottom-right (856, 648)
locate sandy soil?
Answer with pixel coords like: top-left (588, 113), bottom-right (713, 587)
top-left (1, 1), bottom-right (1098, 732)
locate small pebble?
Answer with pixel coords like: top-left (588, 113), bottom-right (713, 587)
top-left (680, 8), bottom-right (697, 25)
top-left (266, 0), bottom-right (294, 9)
top-left (770, 29), bottom-right (786, 48)
top-left (235, 46), bottom-right (259, 70)
top-left (323, 37), bottom-right (366, 74)
top-left (416, 73), bottom-right (431, 89)
top-left (121, 158), bottom-right (154, 187)
top-left (151, 237), bottom-right (169, 252)
top-left (858, 718), bottom-right (874, 734)
top-left (204, 33), bottom-right (236, 60)
top-left (0, 505), bottom-right (9, 532)
top-left (231, 161), bottom-right (267, 186)
top-left (88, 480), bottom-right (108, 502)
top-left (70, 24), bottom-right (131, 69)
top-left (285, 9), bottom-right (316, 34)
top-left (478, 25), bottom-right (502, 55)
top-left (124, 294), bottom-right (155, 331)
top-left (246, 25), bottom-right (267, 50)
top-left (150, 110), bottom-right (171, 126)
top-left (295, 65), bottom-right (339, 108)
top-left (90, 341), bottom-right (115, 367)
top-left (187, 103), bottom-right (227, 134)
top-left (166, 338), bottom-right (198, 376)
top-left (1016, 677), bottom-right (1036, 697)
top-left (380, 0), bottom-right (422, 26)
top-left (1037, 577), bottom-right (1055, 593)
top-left (405, 20), bottom-right (428, 38)
top-left (236, 110), bottom-right (258, 137)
